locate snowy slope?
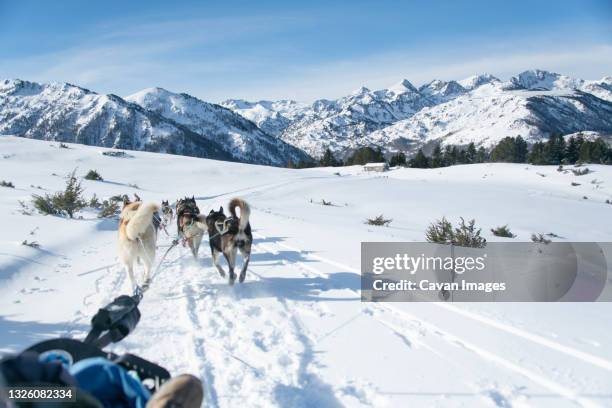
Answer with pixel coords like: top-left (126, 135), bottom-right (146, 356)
top-left (221, 71), bottom-right (611, 159)
top-left (503, 69), bottom-right (585, 91)
top-left (2, 136), bottom-right (612, 407)
top-left (458, 73), bottom-right (501, 91)
top-left (581, 77), bottom-right (612, 102)
top-left (0, 79), bottom-right (232, 161)
top-left (369, 83), bottom-right (612, 153)
top-left (219, 99), bottom-right (307, 137)
top-left (125, 88), bottom-right (310, 166)
top-left (278, 82), bottom-right (430, 158)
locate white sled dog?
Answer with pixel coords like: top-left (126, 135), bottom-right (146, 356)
top-left (118, 201), bottom-right (160, 289)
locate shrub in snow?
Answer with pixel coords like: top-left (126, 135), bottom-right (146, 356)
top-left (109, 194), bottom-right (129, 203)
top-left (102, 150), bottom-right (131, 158)
top-left (21, 240), bottom-right (40, 248)
top-left (453, 218), bottom-right (487, 248)
top-left (89, 194), bottom-right (102, 209)
top-left (425, 217), bottom-right (454, 244)
top-left (32, 170), bottom-right (86, 218)
top-left (491, 225), bottom-right (516, 238)
top-left (531, 233), bottom-right (552, 244)
top-left (1, 180), bottom-right (14, 188)
top-left (98, 200), bottom-right (120, 218)
top-left (84, 169), bottom-right (103, 181)
top-left (426, 217), bottom-right (486, 248)
top-left (59, 143), bottom-right (69, 149)
top-left (366, 215), bottom-right (392, 226)
top-left (571, 182), bottom-right (581, 186)
top-left (572, 168), bottom-right (590, 176)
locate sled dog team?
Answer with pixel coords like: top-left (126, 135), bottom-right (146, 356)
top-left (117, 196), bottom-right (252, 289)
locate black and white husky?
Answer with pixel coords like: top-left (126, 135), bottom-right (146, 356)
top-left (206, 198), bottom-right (252, 284)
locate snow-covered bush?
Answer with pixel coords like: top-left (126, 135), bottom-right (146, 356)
top-left (1, 180), bottom-right (14, 188)
top-left (490, 225), bottom-right (516, 238)
top-left (531, 233), bottom-right (552, 244)
top-left (32, 170), bottom-right (86, 218)
top-left (89, 194), bottom-right (102, 208)
top-left (366, 215), bottom-right (392, 226)
top-left (426, 217), bottom-right (486, 248)
top-left (98, 200), bottom-right (120, 218)
top-left (453, 218), bottom-right (487, 248)
top-left (84, 169), bottom-right (103, 181)
top-left (572, 167), bottom-right (590, 176)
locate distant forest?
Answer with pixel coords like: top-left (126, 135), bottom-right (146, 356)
top-left (288, 134), bottom-right (612, 169)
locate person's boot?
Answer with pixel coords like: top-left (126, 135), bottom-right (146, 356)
top-left (146, 374), bottom-right (203, 408)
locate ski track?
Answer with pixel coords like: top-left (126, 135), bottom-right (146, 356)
top-left (253, 231), bottom-right (606, 407)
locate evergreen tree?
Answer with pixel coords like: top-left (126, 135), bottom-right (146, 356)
top-left (320, 148), bottom-right (341, 167)
top-left (476, 147), bottom-right (487, 163)
top-left (450, 146), bottom-right (460, 165)
top-left (579, 138), bottom-right (610, 164)
top-left (544, 134), bottom-right (566, 164)
top-left (409, 149), bottom-right (430, 168)
top-left (490, 136), bottom-right (528, 163)
top-left (442, 145), bottom-right (453, 166)
top-left (465, 142), bottom-right (477, 164)
top-left (490, 137), bottom-right (517, 162)
top-left (456, 148), bottom-right (467, 164)
top-left (515, 136), bottom-right (528, 163)
top-left (388, 152), bottom-right (407, 167)
top-left (528, 141), bottom-right (547, 165)
top-left (345, 146), bottom-right (385, 165)
top-left (431, 144), bottom-right (444, 168)
top-left (565, 136), bottom-right (581, 164)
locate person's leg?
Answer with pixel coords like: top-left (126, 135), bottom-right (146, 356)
top-left (146, 374), bottom-right (203, 408)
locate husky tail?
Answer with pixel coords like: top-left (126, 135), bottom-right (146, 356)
top-left (229, 198), bottom-right (250, 231)
top-left (125, 202), bottom-right (160, 241)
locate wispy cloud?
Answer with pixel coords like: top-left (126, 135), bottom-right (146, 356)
top-left (1, 13), bottom-right (610, 103)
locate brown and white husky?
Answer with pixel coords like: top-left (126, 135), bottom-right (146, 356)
top-left (118, 201), bottom-right (160, 289)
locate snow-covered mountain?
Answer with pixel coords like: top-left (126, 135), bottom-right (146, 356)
top-left (0, 79), bottom-right (234, 161)
top-left (3, 70), bottom-right (611, 163)
top-left (581, 77), bottom-right (612, 102)
top-left (125, 88), bottom-right (310, 166)
top-left (458, 73), bottom-right (501, 91)
top-left (277, 80), bottom-right (433, 158)
top-left (0, 79), bottom-right (309, 167)
top-left (368, 84), bottom-right (612, 153)
top-left (219, 99), bottom-right (306, 137)
top-left (221, 70), bottom-right (612, 159)
top-left (502, 69), bottom-right (585, 91)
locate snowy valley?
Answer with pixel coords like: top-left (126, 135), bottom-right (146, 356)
top-left (1, 136), bottom-right (612, 407)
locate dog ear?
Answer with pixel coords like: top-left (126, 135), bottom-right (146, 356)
top-left (219, 206), bottom-right (224, 213)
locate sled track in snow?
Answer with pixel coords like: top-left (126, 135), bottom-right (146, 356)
top-left (257, 231), bottom-right (612, 373)
top-left (255, 233), bottom-right (603, 408)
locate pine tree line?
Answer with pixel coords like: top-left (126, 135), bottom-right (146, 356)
top-left (287, 135), bottom-right (612, 169)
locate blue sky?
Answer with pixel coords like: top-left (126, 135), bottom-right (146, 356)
top-left (1, 0), bottom-right (611, 102)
